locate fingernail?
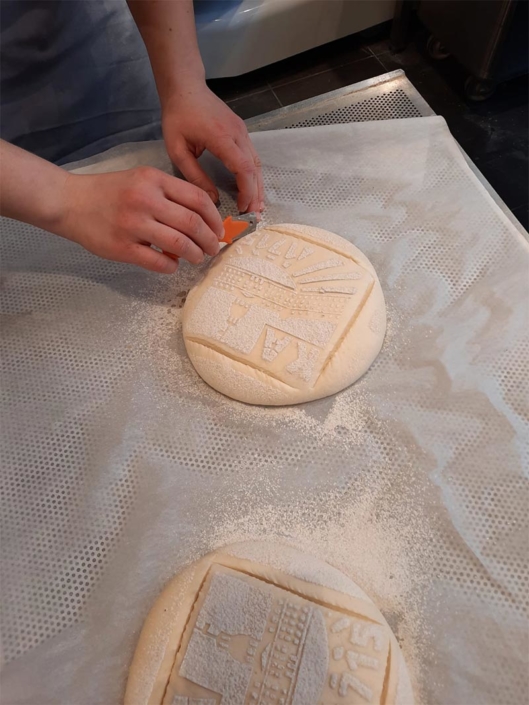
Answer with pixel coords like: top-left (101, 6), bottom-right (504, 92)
top-left (218, 226), bottom-right (225, 241)
top-left (207, 190), bottom-right (218, 203)
top-left (260, 201), bottom-right (265, 212)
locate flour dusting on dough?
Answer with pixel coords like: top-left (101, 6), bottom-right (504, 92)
top-left (182, 224), bottom-right (386, 405)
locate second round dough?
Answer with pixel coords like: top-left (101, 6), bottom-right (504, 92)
top-left (125, 542), bottom-right (414, 705)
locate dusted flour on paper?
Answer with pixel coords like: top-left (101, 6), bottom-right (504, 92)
top-left (2, 117), bottom-right (528, 705)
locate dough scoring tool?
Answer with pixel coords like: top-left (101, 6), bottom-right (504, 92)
top-left (163, 212), bottom-right (258, 261)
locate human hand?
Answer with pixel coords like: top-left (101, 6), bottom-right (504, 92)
top-left (162, 83), bottom-right (264, 214)
top-left (57, 167), bottom-right (224, 273)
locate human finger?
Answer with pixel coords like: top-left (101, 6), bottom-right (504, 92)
top-left (246, 138), bottom-right (265, 212)
top-left (235, 131), bottom-right (264, 213)
top-left (235, 135), bottom-right (263, 213)
top-left (146, 222), bottom-right (205, 265)
top-left (154, 200), bottom-right (220, 258)
top-left (159, 171), bottom-right (224, 239)
top-left (208, 136), bottom-right (257, 213)
top-left (122, 243), bottom-right (179, 274)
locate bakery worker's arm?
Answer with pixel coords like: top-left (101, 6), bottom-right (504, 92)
top-left (0, 138), bottom-right (224, 273)
top-left (127, 0), bottom-right (264, 214)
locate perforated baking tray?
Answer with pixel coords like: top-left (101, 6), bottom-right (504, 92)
top-left (246, 69), bottom-right (526, 238)
top-left (246, 70), bottom-right (434, 131)
top-left (1, 70), bottom-right (528, 705)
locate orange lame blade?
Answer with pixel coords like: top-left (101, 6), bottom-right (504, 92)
top-left (221, 215), bottom-right (253, 245)
top-left (163, 251), bottom-right (179, 261)
top-left (162, 213), bottom-right (256, 261)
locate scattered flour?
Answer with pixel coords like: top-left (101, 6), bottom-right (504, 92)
top-left (123, 259), bottom-right (434, 704)
top-left (127, 258), bottom-right (403, 452)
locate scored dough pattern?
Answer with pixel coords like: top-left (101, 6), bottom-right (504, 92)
top-left (185, 231), bottom-right (374, 390)
top-left (169, 566), bottom-right (391, 705)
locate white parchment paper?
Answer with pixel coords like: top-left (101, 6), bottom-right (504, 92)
top-left (1, 117), bottom-right (528, 704)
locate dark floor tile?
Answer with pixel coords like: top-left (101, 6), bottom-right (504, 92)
top-left (511, 204), bottom-right (529, 232)
top-left (449, 103), bottom-right (528, 164)
top-left (378, 42), bottom-right (529, 161)
top-left (226, 89), bottom-right (281, 121)
top-left (267, 35), bottom-right (371, 88)
top-left (208, 31), bottom-right (375, 101)
top-left (366, 38), bottom-right (392, 56)
top-left (272, 56), bottom-right (384, 107)
top-left (477, 150), bottom-right (529, 211)
top-left (466, 75), bottom-right (529, 119)
top-left (208, 67), bottom-right (270, 102)
top-left (378, 38), bottom-right (528, 219)
top-left (379, 32), bottom-right (528, 113)
top-left (377, 47), bottom-right (468, 116)
top-left (356, 21), bottom-right (392, 43)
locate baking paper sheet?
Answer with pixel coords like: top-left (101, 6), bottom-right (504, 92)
top-left (1, 117), bottom-right (528, 704)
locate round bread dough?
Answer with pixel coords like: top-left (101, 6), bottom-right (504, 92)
top-left (182, 224), bottom-right (386, 405)
top-left (125, 542), bottom-right (414, 705)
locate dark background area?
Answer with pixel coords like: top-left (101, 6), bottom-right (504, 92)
top-left (209, 23), bottom-right (528, 230)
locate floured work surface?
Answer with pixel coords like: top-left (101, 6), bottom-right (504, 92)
top-left (1, 117), bottom-right (528, 705)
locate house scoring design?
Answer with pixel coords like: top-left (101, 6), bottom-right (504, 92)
top-left (185, 230), bottom-right (374, 389)
top-left (166, 565), bottom-right (392, 705)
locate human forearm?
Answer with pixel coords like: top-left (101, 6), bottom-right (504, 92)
top-left (0, 139), bottom-right (223, 273)
top-left (127, 0), bottom-right (205, 107)
top-left (127, 0), bottom-right (264, 213)
top-left (0, 140), bottom-right (70, 232)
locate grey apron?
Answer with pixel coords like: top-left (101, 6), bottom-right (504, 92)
top-left (0, 0), bottom-right (162, 165)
